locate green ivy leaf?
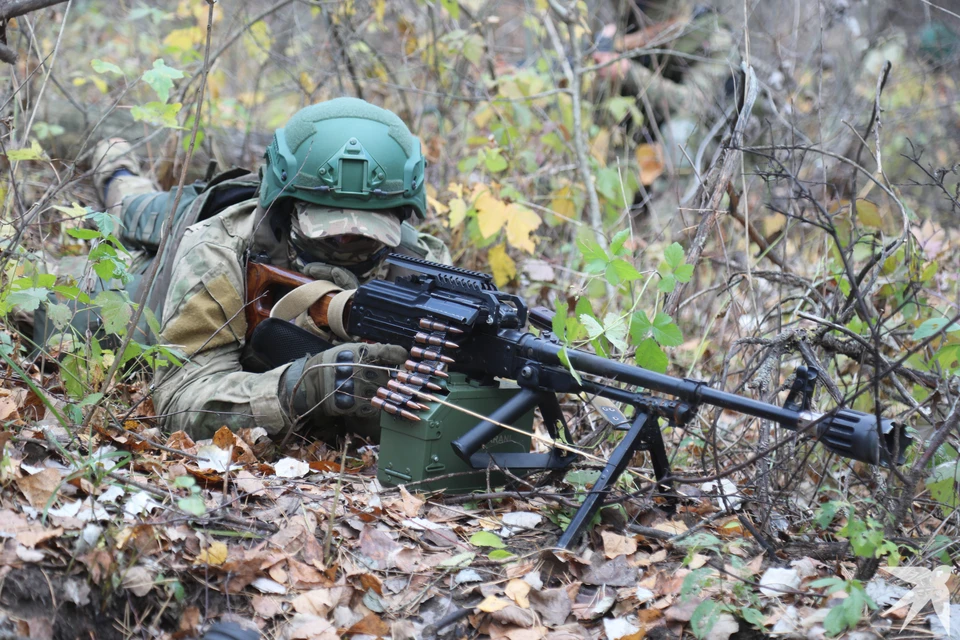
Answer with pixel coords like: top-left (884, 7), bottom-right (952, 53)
top-left (552, 300), bottom-right (568, 342)
top-left (578, 238), bottom-right (609, 274)
top-left (95, 291), bottom-right (132, 336)
top-left (657, 272), bottom-right (677, 293)
top-left (602, 312), bottom-right (628, 351)
top-left (462, 33), bottom-right (485, 65)
top-left (913, 317), bottom-right (960, 340)
top-left (609, 229), bottom-right (630, 256)
top-left (740, 607), bottom-right (765, 629)
top-left (92, 59), bottom-right (123, 75)
top-left (469, 531), bottom-right (505, 548)
top-left (663, 242), bottom-right (685, 269)
top-left (440, 0), bottom-right (460, 20)
top-left (87, 210), bottom-right (122, 235)
top-left (605, 258), bottom-right (642, 285)
top-left (173, 475), bottom-right (196, 488)
top-left (926, 461), bottom-right (960, 508)
top-left (46, 303), bottom-right (73, 330)
top-left (651, 312), bottom-right (683, 347)
top-left (8, 288), bottom-right (50, 313)
top-left (675, 263), bottom-right (694, 283)
top-left (635, 338), bottom-right (668, 373)
top-left (178, 495), bottom-right (206, 516)
top-left (690, 599), bottom-right (720, 640)
top-left (131, 101), bottom-right (183, 128)
top-left (630, 311), bottom-right (653, 343)
top-left (580, 314), bottom-right (604, 340)
top-left (65, 228), bottom-right (103, 240)
top-left (814, 501), bottom-right (844, 528)
top-left (484, 149), bottom-right (508, 173)
top-left (142, 59), bottom-right (184, 102)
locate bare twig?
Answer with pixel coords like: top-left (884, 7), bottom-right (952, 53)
top-left (543, 8), bottom-right (607, 250)
top-left (81, 0), bottom-right (217, 431)
top-left (665, 63), bottom-right (758, 317)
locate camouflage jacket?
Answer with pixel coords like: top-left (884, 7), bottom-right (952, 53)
top-left (618, 10), bottom-right (740, 120)
top-left (152, 198), bottom-right (450, 440)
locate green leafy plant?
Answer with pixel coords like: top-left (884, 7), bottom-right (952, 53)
top-left (810, 577), bottom-right (877, 637)
top-left (174, 475), bottom-right (206, 516)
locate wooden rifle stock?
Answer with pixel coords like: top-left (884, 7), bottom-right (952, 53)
top-left (245, 261), bottom-right (341, 339)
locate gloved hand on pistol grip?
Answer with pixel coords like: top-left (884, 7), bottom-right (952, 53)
top-left (283, 343), bottom-right (408, 421)
top-left (301, 262), bottom-right (360, 290)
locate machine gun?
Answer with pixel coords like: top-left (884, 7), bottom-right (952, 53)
top-left (247, 254), bottom-right (912, 549)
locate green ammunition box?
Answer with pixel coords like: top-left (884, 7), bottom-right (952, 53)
top-left (377, 374), bottom-right (534, 493)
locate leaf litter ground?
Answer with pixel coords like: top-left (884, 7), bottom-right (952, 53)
top-left (0, 376), bottom-right (945, 639)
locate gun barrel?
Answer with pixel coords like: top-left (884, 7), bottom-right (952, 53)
top-left (800, 410), bottom-right (912, 466)
top-left (521, 335), bottom-right (910, 465)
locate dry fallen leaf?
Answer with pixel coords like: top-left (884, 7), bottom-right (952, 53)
top-left (122, 565), bottom-right (154, 597)
top-left (281, 614), bottom-right (339, 640)
top-left (195, 541), bottom-right (228, 566)
top-left (601, 531), bottom-right (638, 559)
top-left (252, 595), bottom-right (284, 619)
top-left (478, 595), bottom-right (513, 613)
top-left (346, 614), bottom-right (390, 637)
top-left (275, 457), bottom-right (311, 478)
top-left (636, 143), bottom-right (665, 185)
top-left (291, 587), bottom-right (341, 617)
top-left (529, 587), bottom-right (572, 628)
top-left (505, 578), bottom-right (531, 608)
top-left (16, 468), bottom-right (61, 509)
top-left (398, 486), bottom-right (423, 517)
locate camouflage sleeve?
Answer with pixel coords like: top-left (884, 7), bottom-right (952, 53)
top-left (152, 216), bottom-right (294, 440)
top-left (621, 28), bottom-right (737, 117)
top-left (417, 231), bottom-right (452, 265)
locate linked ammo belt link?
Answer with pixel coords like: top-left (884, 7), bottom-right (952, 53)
top-left (370, 317), bottom-right (464, 421)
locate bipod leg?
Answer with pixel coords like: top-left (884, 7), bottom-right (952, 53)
top-left (640, 415), bottom-right (673, 496)
top-left (557, 411), bottom-right (653, 550)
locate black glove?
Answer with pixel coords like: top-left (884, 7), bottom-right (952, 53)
top-left (281, 343), bottom-right (407, 422)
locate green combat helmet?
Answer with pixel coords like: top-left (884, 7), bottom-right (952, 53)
top-left (259, 97), bottom-right (427, 220)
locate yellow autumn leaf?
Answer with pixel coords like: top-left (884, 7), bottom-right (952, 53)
top-left (448, 198), bottom-right (467, 227)
top-left (854, 199), bottom-right (883, 229)
top-left (207, 69), bottom-right (225, 100)
top-left (475, 187), bottom-right (509, 238)
top-left (488, 244), bottom-right (516, 287)
top-left (163, 26), bottom-right (203, 52)
top-left (448, 182), bottom-right (464, 199)
top-left (473, 104), bottom-right (494, 129)
top-left (5, 140), bottom-right (46, 162)
top-left (53, 202), bottom-right (89, 219)
top-left (374, 0), bottom-right (386, 23)
top-left (195, 541), bottom-right (228, 566)
top-left (590, 129), bottom-right (610, 166)
top-left (505, 579), bottom-right (531, 608)
top-left (427, 194), bottom-right (449, 216)
top-left (243, 21), bottom-right (272, 64)
top-left (504, 204), bottom-right (540, 253)
top-left (636, 143), bottom-right (664, 186)
top-left (299, 71), bottom-right (316, 96)
top-left (549, 185), bottom-right (578, 221)
top-left (477, 595), bottom-right (512, 613)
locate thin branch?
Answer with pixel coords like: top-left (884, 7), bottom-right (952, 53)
top-left (543, 9), bottom-right (607, 251)
top-left (81, 0), bottom-right (217, 431)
